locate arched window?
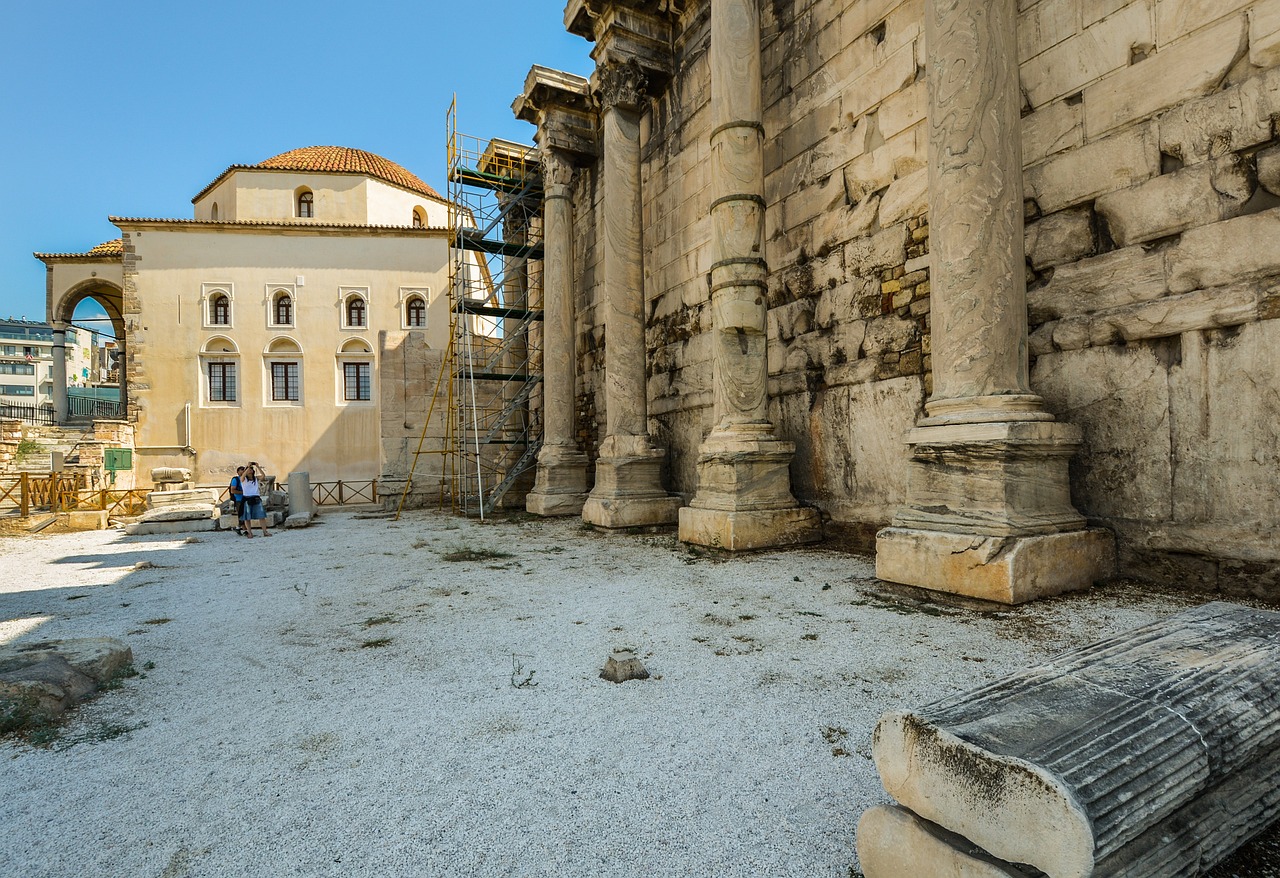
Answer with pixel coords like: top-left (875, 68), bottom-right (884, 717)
top-left (337, 339), bottom-right (373, 403)
top-left (274, 293), bottom-right (293, 326)
top-left (210, 202), bottom-right (219, 221)
top-left (405, 296), bottom-right (426, 328)
top-left (201, 337), bottom-right (239, 405)
top-left (346, 296), bottom-right (366, 328)
top-left (265, 338), bottom-right (303, 404)
top-left (210, 294), bottom-right (230, 325)
top-left (297, 190), bottom-right (314, 218)
top-left (412, 207), bottom-right (426, 228)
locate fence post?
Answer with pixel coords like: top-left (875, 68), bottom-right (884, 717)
top-left (20, 472), bottom-right (28, 517)
top-left (100, 487), bottom-right (108, 511)
top-left (338, 481), bottom-right (345, 504)
top-left (372, 479), bottom-right (378, 502)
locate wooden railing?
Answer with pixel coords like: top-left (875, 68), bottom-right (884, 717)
top-left (57, 488), bottom-right (149, 517)
top-left (0, 472), bottom-right (89, 516)
top-left (312, 480), bottom-right (378, 506)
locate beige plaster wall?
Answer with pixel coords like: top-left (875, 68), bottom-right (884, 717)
top-left (563, 0), bottom-right (1280, 592)
top-left (206, 170), bottom-right (368, 223)
top-left (365, 180), bottom-right (450, 227)
top-left (118, 225), bottom-right (451, 487)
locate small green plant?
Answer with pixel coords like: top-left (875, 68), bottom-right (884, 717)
top-left (102, 664), bottom-right (140, 691)
top-left (510, 653), bottom-right (537, 689)
top-left (360, 637), bottom-right (394, 649)
top-left (15, 438), bottom-right (40, 461)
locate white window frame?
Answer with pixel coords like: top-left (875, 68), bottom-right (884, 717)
top-left (263, 337), bottom-right (304, 407)
top-left (339, 286), bottom-right (371, 330)
top-left (199, 337), bottom-right (240, 408)
top-left (398, 286), bottom-right (431, 331)
top-left (201, 283), bottom-right (235, 330)
top-left (335, 338), bottom-right (375, 406)
top-left (266, 283), bottom-right (298, 329)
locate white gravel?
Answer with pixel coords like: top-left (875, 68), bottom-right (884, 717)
top-left (1, 510), bottom-right (1206, 877)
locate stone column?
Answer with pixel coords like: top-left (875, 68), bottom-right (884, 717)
top-left (874, 0), bottom-right (1111, 603)
top-left (677, 0), bottom-right (819, 551)
top-left (516, 67), bottom-right (597, 516)
top-left (580, 59), bottom-right (681, 528)
top-left (51, 322), bottom-right (68, 423)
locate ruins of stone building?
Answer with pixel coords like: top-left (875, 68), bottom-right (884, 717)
top-left (509, 0), bottom-right (1280, 599)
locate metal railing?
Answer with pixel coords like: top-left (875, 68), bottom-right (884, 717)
top-left (68, 396), bottom-right (123, 420)
top-left (0, 402), bottom-right (56, 426)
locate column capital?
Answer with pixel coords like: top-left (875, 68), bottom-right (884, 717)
top-left (565, 0), bottom-right (675, 96)
top-left (595, 58), bottom-right (649, 112)
top-left (514, 66), bottom-right (599, 161)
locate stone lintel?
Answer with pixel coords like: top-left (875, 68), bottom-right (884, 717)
top-left (875, 527), bottom-right (1115, 603)
top-left (870, 601), bottom-right (1280, 875)
top-left (678, 505), bottom-right (821, 551)
top-left (856, 805), bottom-right (1033, 878)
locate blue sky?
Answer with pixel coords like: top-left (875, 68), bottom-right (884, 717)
top-left (0, 1), bottom-right (594, 329)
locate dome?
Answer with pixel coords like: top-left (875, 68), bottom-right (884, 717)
top-left (253, 146), bottom-right (442, 200)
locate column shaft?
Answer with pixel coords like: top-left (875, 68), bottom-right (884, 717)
top-left (51, 325), bottom-right (68, 424)
top-left (924, 0), bottom-right (1044, 425)
top-left (542, 151), bottom-right (577, 448)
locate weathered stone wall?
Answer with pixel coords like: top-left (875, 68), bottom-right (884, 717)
top-left (378, 330), bottom-right (448, 508)
top-left (564, 0), bottom-right (1280, 591)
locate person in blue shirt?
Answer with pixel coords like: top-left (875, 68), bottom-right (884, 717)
top-left (229, 466), bottom-right (246, 536)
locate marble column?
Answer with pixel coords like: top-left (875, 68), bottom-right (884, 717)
top-left (51, 322), bottom-right (68, 423)
top-left (874, 0), bottom-right (1111, 603)
top-left (677, 0), bottom-right (819, 551)
top-left (581, 58), bottom-right (681, 528)
top-left (526, 143), bottom-right (590, 515)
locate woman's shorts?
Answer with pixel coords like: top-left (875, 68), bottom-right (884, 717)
top-left (242, 497), bottom-right (266, 521)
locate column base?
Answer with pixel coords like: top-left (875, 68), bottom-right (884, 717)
top-left (526, 446), bottom-right (589, 517)
top-left (875, 526), bottom-right (1114, 604)
top-left (679, 506), bottom-right (821, 551)
top-left (679, 425), bottom-right (821, 550)
top-left (581, 439), bottom-right (680, 528)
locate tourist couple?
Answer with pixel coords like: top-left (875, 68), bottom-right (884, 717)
top-left (228, 463), bottom-right (272, 538)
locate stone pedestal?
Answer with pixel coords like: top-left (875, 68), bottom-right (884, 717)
top-left (582, 436), bottom-right (681, 528)
top-left (526, 445), bottom-right (590, 516)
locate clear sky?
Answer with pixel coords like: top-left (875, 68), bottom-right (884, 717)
top-left (0, 1), bottom-right (594, 328)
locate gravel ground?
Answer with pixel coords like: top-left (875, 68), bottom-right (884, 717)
top-left (0, 509), bottom-right (1267, 877)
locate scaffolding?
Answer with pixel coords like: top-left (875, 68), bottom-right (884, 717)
top-left (442, 99), bottom-right (545, 518)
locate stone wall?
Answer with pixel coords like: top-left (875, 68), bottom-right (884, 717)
top-left (378, 330), bottom-right (448, 508)
top-left (0, 419), bottom-right (22, 475)
top-left (559, 0), bottom-right (1280, 592)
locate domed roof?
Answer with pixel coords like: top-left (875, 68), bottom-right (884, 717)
top-left (254, 146), bottom-right (442, 200)
top-left (192, 146), bottom-right (442, 204)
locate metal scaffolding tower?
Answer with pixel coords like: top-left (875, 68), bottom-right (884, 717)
top-left (444, 100), bottom-right (544, 518)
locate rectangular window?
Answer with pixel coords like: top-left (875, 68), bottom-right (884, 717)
top-left (271, 361), bottom-right (300, 401)
top-left (343, 362), bottom-right (371, 401)
top-left (0, 363), bottom-right (36, 375)
top-left (208, 362), bottom-right (237, 402)
top-left (0, 384), bottom-right (35, 397)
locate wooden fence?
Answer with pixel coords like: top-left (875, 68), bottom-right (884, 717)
top-left (312, 480), bottom-right (378, 506)
top-left (0, 473), bottom-right (92, 516)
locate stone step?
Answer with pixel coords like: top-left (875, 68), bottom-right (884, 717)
top-left (866, 602), bottom-right (1280, 878)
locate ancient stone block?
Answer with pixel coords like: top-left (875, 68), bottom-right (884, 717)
top-left (147, 488), bottom-right (218, 508)
top-left (1025, 206), bottom-right (1095, 269)
top-left (1158, 66), bottom-right (1280, 164)
top-left (857, 805), bottom-right (1034, 878)
top-left (600, 650), bottom-right (649, 683)
top-left (1027, 245), bottom-right (1168, 323)
top-left (1022, 98), bottom-right (1084, 165)
top-left (1252, 0), bottom-right (1280, 68)
top-left (1157, 0), bottom-right (1253, 44)
top-left (877, 167), bottom-right (928, 227)
top-left (1095, 154), bottom-right (1254, 247)
top-left (1025, 123), bottom-right (1160, 214)
top-left (871, 601), bottom-right (1280, 878)
top-left (1258, 143), bottom-right (1280, 196)
top-left (1167, 209), bottom-right (1280, 293)
top-left (1019, 2), bottom-right (1151, 108)
top-left (1031, 344), bottom-right (1173, 521)
top-left (1084, 14), bottom-right (1246, 137)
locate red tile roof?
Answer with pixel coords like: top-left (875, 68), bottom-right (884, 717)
top-left (192, 146), bottom-right (443, 203)
top-left (33, 238), bottom-right (123, 260)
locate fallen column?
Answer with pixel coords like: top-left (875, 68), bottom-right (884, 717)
top-left (863, 602), bottom-right (1280, 878)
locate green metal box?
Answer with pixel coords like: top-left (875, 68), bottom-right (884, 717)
top-left (104, 448), bottom-right (133, 472)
